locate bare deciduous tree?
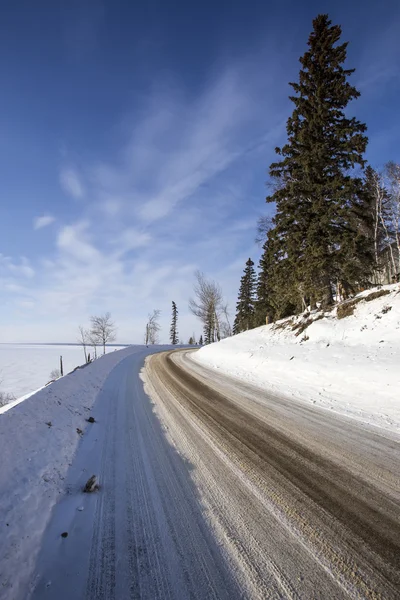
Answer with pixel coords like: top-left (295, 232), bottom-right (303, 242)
top-left (0, 376), bottom-right (15, 407)
top-left (0, 391), bottom-right (15, 408)
top-left (221, 304), bottom-right (232, 338)
top-left (145, 310), bottom-right (161, 345)
top-left (189, 271), bottom-right (228, 344)
top-left (88, 331), bottom-right (98, 360)
top-left (77, 325), bottom-right (90, 364)
top-left (90, 312), bottom-right (117, 355)
top-left (373, 169), bottom-right (396, 279)
top-left (386, 162), bottom-right (400, 280)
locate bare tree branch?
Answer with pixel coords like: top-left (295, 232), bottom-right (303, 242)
top-left (77, 325), bottom-right (90, 364)
top-left (220, 304), bottom-right (232, 338)
top-left (189, 271), bottom-right (228, 343)
top-left (385, 161), bottom-right (400, 280)
top-left (90, 312), bottom-right (117, 355)
top-left (255, 215), bottom-right (273, 246)
top-left (145, 310), bottom-right (161, 345)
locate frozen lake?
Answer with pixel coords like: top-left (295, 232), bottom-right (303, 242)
top-left (0, 344), bottom-right (126, 398)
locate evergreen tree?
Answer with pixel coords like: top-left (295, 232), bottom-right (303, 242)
top-left (170, 301), bottom-right (178, 345)
top-left (254, 233), bottom-right (284, 324)
top-left (233, 258), bottom-right (257, 333)
top-left (267, 14), bottom-right (369, 308)
top-left (199, 334), bottom-right (203, 345)
top-left (203, 312), bottom-right (215, 345)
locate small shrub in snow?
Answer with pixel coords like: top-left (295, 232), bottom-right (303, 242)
top-left (0, 391), bottom-right (15, 408)
top-left (86, 416), bottom-right (95, 423)
top-left (381, 305), bottom-right (392, 314)
top-left (49, 369), bottom-right (61, 380)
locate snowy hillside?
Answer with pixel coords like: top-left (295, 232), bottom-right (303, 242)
top-left (193, 283), bottom-right (400, 433)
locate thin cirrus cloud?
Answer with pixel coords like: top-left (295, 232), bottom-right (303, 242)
top-left (2, 60), bottom-right (284, 342)
top-left (33, 215), bottom-right (55, 230)
top-left (0, 254), bottom-right (35, 279)
top-left (60, 166), bottom-right (85, 199)
top-left (56, 221), bottom-right (100, 263)
top-left (88, 63), bottom-right (282, 226)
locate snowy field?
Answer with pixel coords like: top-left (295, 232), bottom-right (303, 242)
top-left (194, 283), bottom-right (400, 434)
top-left (0, 344), bottom-right (125, 400)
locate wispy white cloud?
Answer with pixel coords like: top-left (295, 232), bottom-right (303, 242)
top-left (60, 166), bottom-right (85, 199)
top-left (88, 64), bottom-right (283, 225)
top-left (0, 255), bottom-right (35, 279)
top-left (33, 215), bottom-right (55, 230)
top-left (100, 197), bottom-right (122, 216)
top-left (0, 58), bottom-right (284, 342)
top-left (57, 221), bottom-right (100, 263)
top-left (112, 228), bottom-right (152, 256)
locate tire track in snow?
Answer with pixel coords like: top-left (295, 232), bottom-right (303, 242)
top-left (144, 350), bottom-right (400, 599)
top-left (85, 378), bottom-right (118, 600)
top-left (82, 350), bottom-right (241, 600)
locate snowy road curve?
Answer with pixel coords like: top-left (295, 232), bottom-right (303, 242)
top-left (30, 348), bottom-right (400, 599)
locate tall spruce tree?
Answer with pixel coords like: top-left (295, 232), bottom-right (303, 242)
top-left (233, 258), bottom-right (257, 334)
top-left (170, 301), bottom-right (178, 345)
top-left (267, 14), bottom-right (369, 309)
top-left (254, 232), bottom-right (285, 324)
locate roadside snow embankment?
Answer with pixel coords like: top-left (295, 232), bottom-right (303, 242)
top-left (193, 284), bottom-right (400, 434)
top-left (0, 346), bottom-right (135, 598)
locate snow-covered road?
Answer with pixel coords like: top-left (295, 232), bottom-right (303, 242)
top-left (144, 350), bottom-right (400, 599)
top-left (12, 347), bottom-right (400, 598)
top-left (29, 348), bottom-right (240, 600)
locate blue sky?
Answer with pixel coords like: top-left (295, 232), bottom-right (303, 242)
top-left (1, 0), bottom-right (399, 343)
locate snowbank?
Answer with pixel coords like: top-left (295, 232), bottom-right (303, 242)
top-left (0, 346), bottom-right (136, 599)
top-left (194, 284), bottom-right (400, 434)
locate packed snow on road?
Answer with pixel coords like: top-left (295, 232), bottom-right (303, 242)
top-left (194, 283), bottom-right (400, 433)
